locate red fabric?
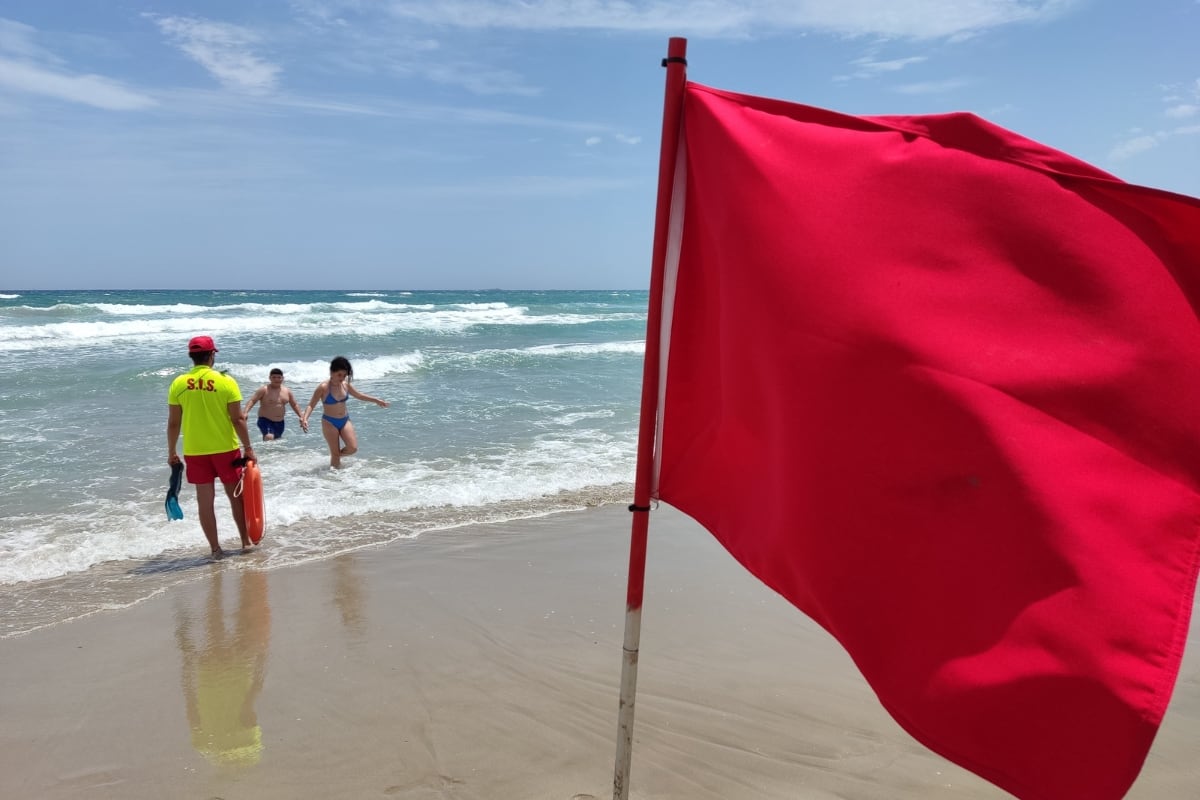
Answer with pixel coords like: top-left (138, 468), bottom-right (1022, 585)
top-left (655, 82), bottom-right (1200, 800)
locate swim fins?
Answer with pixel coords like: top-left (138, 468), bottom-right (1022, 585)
top-left (166, 462), bottom-right (185, 521)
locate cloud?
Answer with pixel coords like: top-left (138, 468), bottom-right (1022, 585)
top-left (0, 20), bottom-right (155, 110)
top-left (1161, 79), bottom-right (1200, 119)
top-left (420, 175), bottom-right (637, 197)
top-left (378, 0), bottom-right (1081, 40)
top-left (1108, 133), bottom-right (1161, 161)
top-left (137, 83), bottom-right (613, 136)
top-left (418, 62), bottom-right (540, 96)
top-left (585, 135), bottom-right (602, 146)
top-left (0, 18), bottom-right (56, 61)
top-left (373, 100), bottom-right (611, 132)
top-left (150, 15), bottom-right (281, 94)
top-left (836, 54), bottom-right (928, 81)
top-left (984, 102), bottom-right (1017, 117)
top-left (893, 77), bottom-right (969, 94)
top-left (0, 57), bottom-right (156, 110)
top-left (1112, 77), bottom-right (1200, 159)
top-left (1165, 104), bottom-right (1198, 119)
top-left (290, 5), bottom-right (543, 96)
top-left (615, 133), bottom-right (641, 145)
top-left (855, 55), bottom-right (928, 74)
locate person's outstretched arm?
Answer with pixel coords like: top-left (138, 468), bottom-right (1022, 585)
top-left (347, 382), bottom-right (388, 408)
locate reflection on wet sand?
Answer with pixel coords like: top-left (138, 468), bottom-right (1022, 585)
top-left (332, 554), bottom-right (365, 635)
top-left (174, 568), bottom-right (271, 768)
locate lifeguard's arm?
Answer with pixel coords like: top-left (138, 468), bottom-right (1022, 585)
top-left (167, 404), bottom-right (183, 466)
top-left (347, 382), bottom-right (389, 408)
top-left (227, 401), bottom-right (256, 460)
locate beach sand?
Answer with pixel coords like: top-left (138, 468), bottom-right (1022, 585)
top-left (2, 504), bottom-right (1197, 799)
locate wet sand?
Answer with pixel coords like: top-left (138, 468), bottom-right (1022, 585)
top-left (1, 503), bottom-right (1196, 799)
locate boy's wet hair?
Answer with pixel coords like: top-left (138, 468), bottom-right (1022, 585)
top-left (269, 368), bottom-right (283, 376)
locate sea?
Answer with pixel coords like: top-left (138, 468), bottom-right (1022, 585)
top-left (0, 289), bottom-right (647, 638)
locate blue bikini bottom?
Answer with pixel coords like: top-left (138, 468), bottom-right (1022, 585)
top-left (322, 414), bottom-right (349, 431)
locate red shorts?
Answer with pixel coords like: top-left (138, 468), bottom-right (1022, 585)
top-left (184, 449), bottom-right (244, 486)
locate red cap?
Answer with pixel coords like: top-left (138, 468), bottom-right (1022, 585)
top-left (188, 335), bottom-right (218, 353)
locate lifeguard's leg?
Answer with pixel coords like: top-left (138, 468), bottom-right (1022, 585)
top-left (196, 483), bottom-right (221, 554)
top-left (222, 479), bottom-right (250, 548)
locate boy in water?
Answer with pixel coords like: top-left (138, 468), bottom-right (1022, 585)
top-left (244, 368), bottom-right (307, 440)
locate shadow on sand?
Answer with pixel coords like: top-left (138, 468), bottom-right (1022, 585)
top-left (130, 548), bottom-right (255, 576)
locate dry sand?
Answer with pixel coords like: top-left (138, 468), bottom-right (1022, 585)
top-left (1, 504), bottom-right (1197, 799)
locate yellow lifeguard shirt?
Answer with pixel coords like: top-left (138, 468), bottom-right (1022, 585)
top-left (168, 366), bottom-right (242, 455)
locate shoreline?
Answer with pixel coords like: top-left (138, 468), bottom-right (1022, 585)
top-left (0, 482), bottom-right (634, 640)
top-left (1, 503), bottom-right (1196, 799)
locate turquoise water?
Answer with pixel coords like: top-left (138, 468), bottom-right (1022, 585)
top-left (0, 289), bottom-right (647, 636)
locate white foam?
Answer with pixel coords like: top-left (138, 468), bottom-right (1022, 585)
top-left (0, 503), bottom-right (205, 584)
top-left (277, 435), bottom-right (631, 520)
top-left (523, 341), bottom-right (645, 356)
top-left (0, 427), bottom-right (634, 586)
top-left (548, 410), bottom-right (617, 426)
top-left (220, 352), bottom-right (425, 386)
top-left (0, 304), bottom-right (559, 352)
top-left (449, 341), bottom-right (643, 369)
top-left (88, 302), bottom-right (225, 315)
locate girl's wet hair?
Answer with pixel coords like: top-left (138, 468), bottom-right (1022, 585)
top-left (330, 355), bottom-right (353, 378)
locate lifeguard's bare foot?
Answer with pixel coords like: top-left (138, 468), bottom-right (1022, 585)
top-left (210, 549), bottom-right (225, 561)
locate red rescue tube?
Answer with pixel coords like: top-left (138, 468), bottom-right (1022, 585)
top-left (241, 460), bottom-right (265, 544)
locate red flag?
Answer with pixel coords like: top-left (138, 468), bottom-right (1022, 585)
top-left (654, 82), bottom-right (1200, 800)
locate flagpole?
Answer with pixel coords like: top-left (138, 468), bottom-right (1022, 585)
top-left (613, 36), bottom-right (688, 800)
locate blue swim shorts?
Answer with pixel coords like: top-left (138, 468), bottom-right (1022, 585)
top-left (256, 418), bottom-right (285, 439)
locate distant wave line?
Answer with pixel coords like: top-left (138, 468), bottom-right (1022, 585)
top-left (0, 311), bottom-right (646, 351)
top-left (0, 299), bottom-right (515, 316)
top-left (133, 340), bottom-right (645, 380)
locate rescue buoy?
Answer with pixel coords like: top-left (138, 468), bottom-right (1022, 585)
top-left (240, 460), bottom-right (265, 544)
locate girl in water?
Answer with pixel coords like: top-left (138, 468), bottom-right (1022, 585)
top-left (301, 356), bottom-right (389, 468)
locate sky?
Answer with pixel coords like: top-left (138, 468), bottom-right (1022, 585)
top-left (0, 1), bottom-right (1197, 290)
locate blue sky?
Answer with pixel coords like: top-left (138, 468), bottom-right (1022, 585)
top-left (1, 1), bottom-right (1197, 290)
